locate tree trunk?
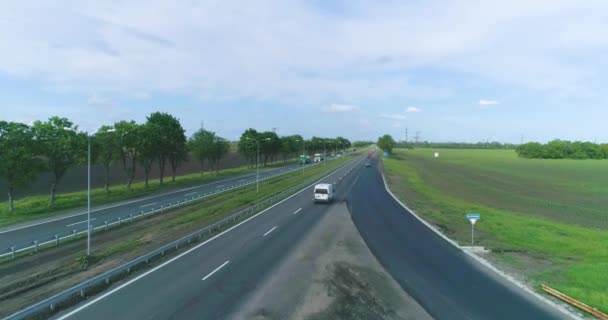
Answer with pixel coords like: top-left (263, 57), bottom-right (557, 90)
top-left (104, 165), bottom-right (110, 195)
top-left (49, 182), bottom-right (57, 207)
top-left (127, 178), bottom-right (133, 191)
top-left (144, 164), bottom-right (150, 188)
top-left (171, 161), bottom-right (177, 182)
top-left (159, 156), bottom-right (165, 185)
top-left (8, 187), bottom-right (14, 213)
top-left (200, 160), bottom-right (205, 175)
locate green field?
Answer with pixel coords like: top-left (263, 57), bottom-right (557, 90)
top-left (382, 148), bottom-right (608, 313)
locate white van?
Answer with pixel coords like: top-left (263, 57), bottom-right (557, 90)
top-left (313, 153), bottom-right (323, 162)
top-left (314, 183), bottom-right (334, 203)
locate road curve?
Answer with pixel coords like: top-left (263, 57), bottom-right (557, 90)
top-left (346, 156), bottom-right (566, 320)
top-left (50, 156), bottom-right (366, 320)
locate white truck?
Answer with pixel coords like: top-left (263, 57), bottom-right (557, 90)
top-left (313, 153), bottom-right (323, 162)
top-left (313, 183), bottom-right (334, 203)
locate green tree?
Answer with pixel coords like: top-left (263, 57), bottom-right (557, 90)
top-left (145, 112), bottom-right (186, 185)
top-left (377, 134), bottom-right (396, 154)
top-left (94, 125), bottom-right (120, 194)
top-left (33, 117), bottom-right (87, 207)
top-left (139, 123), bottom-right (159, 188)
top-left (238, 128), bottom-right (258, 167)
top-left (210, 137), bottom-right (230, 173)
top-left (259, 131), bottom-right (280, 165)
top-left (114, 120), bottom-right (140, 191)
top-left (0, 121), bottom-right (42, 212)
top-left (189, 129), bottom-right (215, 174)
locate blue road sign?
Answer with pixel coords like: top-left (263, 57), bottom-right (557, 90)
top-left (466, 213), bottom-right (480, 220)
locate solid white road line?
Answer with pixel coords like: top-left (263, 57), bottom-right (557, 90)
top-left (139, 202), bottom-right (157, 208)
top-left (202, 261), bottom-right (230, 281)
top-left (185, 192), bottom-right (198, 197)
top-left (293, 208), bottom-right (302, 215)
top-left (216, 185), bottom-right (225, 188)
top-left (53, 158), bottom-right (361, 320)
top-left (66, 218), bottom-right (96, 227)
top-left (263, 226), bottom-right (277, 237)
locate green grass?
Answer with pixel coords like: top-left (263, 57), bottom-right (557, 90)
top-left (382, 148), bottom-right (608, 313)
top-left (0, 160), bottom-right (293, 228)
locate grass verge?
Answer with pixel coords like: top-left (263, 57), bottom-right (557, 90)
top-left (382, 148), bottom-right (608, 314)
top-left (0, 159), bottom-right (298, 228)
top-left (0, 154), bottom-right (357, 318)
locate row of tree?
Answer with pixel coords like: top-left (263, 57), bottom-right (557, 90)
top-left (0, 113), bottom-right (193, 212)
top-left (0, 113), bottom-right (353, 212)
top-left (516, 140), bottom-right (608, 159)
top-left (237, 129), bottom-right (351, 167)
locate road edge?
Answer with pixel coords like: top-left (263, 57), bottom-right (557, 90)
top-left (378, 167), bottom-right (584, 320)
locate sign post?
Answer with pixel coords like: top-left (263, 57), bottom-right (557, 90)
top-left (466, 213), bottom-right (480, 246)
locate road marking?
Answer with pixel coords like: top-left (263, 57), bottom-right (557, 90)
top-left (51, 159), bottom-right (361, 320)
top-left (140, 202), bottom-right (157, 208)
top-left (202, 260), bottom-right (230, 281)
top-left (185, 192), bottom-right (197, 197)
top-left (293, 208), bottom-right (302, 215)
top-left (216, 185), bottom-right (224, 188)
top-left (66, 218), bottom-right (96, 227)
top-left (263, 226), bottom-right (277, 237)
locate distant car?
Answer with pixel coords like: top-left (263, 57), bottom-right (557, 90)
top-left (365, 162), bottom-right (371, 167)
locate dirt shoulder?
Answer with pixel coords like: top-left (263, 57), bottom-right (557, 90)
top-left (230, 202), bottom-right (432, 320)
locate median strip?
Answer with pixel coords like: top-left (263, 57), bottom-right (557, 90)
top-left (202, 260), bottom-right (230, 281)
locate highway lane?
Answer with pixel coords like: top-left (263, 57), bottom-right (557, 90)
top-left (53, 154), bottom-right (366, 320)
top-left (346, 156), bottom-right (566, 320)
top-left (0, 161), bottom-right (308, 251)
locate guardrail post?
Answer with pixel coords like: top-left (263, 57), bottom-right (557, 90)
top-left (105, 278), bottom-right (110, 285)
top-left (80, 288), bottom-right (85, 298)
top-left (11, 246), bottom-right (15, 259)
top-left (34, 240), bottom-right (38, 252)
top-left (161, 250), bottom-right (165, 256)
top-left (140, 210), bottom-right (144, 217)
top-left (118, 217), bottom-right (122, 225)
top-left (130, 214), bottom-right (133, 222)
top-left (105, 221), bottom-right (108, 230)
top-left (160, 205), bottom-right (164, 213)
top-left (175, 243), bottom-right (179, 250)
top-left (50, 303), bottom-right (56, 311)
top-left (73, 229), bottom-right (77, 238)
top-left (55, 235), bottom-right (59, 246)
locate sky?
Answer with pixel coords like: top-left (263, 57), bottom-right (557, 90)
top-left (1, 0), bottom-right (608, 143)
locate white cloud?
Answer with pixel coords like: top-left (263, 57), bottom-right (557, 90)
top-left (87, 93), bottom-right (111, 106)
top-left (323, 104), bottom-right (360, 113)
top-left (379, 113), bottom-right (407, 120)
top-left (479, 99), bottom-right (499, 106)
top-left (0, 0), bottom-right (605, 105)
top-left (405, 106), bottom-right (421, 113)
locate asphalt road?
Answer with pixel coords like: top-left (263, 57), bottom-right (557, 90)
top-left (347, 156), bottom-right (566, 320)
top-left (0, 162), bottom-right (309, 252)
top-left (52, 154), bottom-right (367, 320)
top-left (50, 153), bottom-right (566, 320)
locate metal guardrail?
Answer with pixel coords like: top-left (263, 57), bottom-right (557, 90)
top-left (542, 284), bottom-right (608, 320)
top-left (5, 155), bottom-right (359, 320)
top-left (0, 158), bottom-right (342, 259)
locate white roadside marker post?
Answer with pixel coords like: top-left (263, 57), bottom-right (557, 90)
top-left (466, 213), bottom-right (480, 246)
